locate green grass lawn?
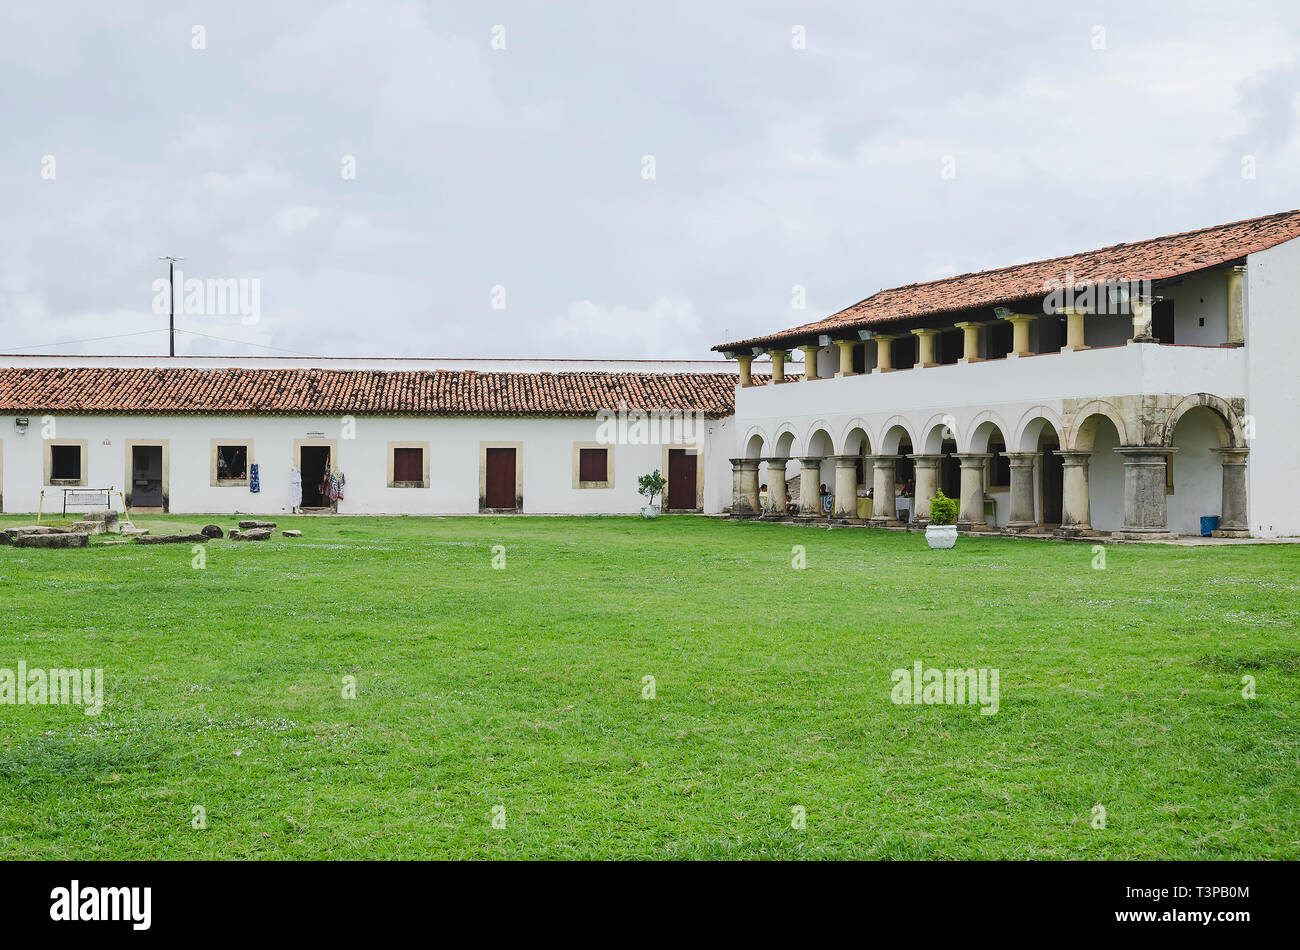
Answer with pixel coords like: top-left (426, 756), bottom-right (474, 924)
top-left (1, 513), bottom-right (1297, 859)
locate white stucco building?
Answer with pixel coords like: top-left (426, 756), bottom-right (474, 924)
top-left (714, 210), bottom-right (1300, 539)
top-left (0, 357), bottom-right (745, 517)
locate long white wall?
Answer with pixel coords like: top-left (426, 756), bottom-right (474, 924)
top-left (0, 414), bottom-right (731, 516)
top-left (1245, 237), bottom-right (1300, 537)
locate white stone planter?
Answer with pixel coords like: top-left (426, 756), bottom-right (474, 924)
top-left (926, 524), bottom-right (957, 549)
top-left (641, 505), bottom-right (661, 519)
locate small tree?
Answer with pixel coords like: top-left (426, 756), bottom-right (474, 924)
top-left (638, 469), bottom-right (667, 508)
top-left (929, 490), bottom-right (959, 526)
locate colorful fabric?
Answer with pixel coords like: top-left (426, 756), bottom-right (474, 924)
top-left (249, 463), bottom-right (260, 494)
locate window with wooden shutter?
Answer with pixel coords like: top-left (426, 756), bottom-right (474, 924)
top-left (393, 447), bottom-right (424, 487)
top-left (579, 448), bottom-right (608, 484)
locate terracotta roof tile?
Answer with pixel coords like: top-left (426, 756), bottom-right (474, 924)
top-left (0, 368), bottom-right (750, 417)
top-left (714, 209), bottom-right (1300, 351)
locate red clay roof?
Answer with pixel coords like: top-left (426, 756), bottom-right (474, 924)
top-left (0, 367), bottom-right (748, 417)
top-left (714, 209), bottom-right (1300, 351)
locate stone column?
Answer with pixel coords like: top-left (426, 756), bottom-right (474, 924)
top-left (872, 335), bottom-right (895, 373)
top-left (955, 453), bottom-right (989, 530)
top-left (1054, 450), bottom-right (1094, 536)
top-left (739, 458), bottom-right (761, 517)
top-left (768, 349), bottom-right (788, 383)
top-left (729, 458), bottom-right (747, 519)
top-left (1060, 307), bottom-right (1089, 351)
top-left (1129, 300), bottom-right (1155, 343)
top-left (1210, 447), bottom-right (1249, 537)
top-left (1226, 266), bottom-right (1245, 346)
top-left (835, 340), bottom-right (857, 377)
top-left (1112, 447), bottom-right (1177, 539)
top-left (1003, 452), bottom-right (1038, 532)
top-left (1004, 314), bottom-right (1034, 357)
top-left (831, 456), bottom-right (861, 522)
top-left (762, 457), bottom-right (788, 520)
top-left (736, 354), bottom-right (753, 387)
top-left (954, 321), bottom-right (983, 363)
top-left (800, 345), bottom-right (820, 380)
top-left (909, 454), bottom-right (943, 526)
top-left (796, 457), bottom-right (822, 520)
top-left (866, 454), bottom-right (899, 525)
top-left (911, 328), bottom-right (939, 368)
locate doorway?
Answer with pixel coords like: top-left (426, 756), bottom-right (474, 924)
top-left (1040, 443), bottom-right (1063, 525)
top-left (667, 448), bottom-right (698, 510)
top-left (300, 445), bottom-right (331, 508)
top-left (485, 447), bottom-right (517, 509)
top-left (131, 445), bottom-right (164, 508)
top-left (940, 440), bottom-right (960, 497)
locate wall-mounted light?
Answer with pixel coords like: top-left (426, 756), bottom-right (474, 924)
top-left (14, 417), bottom-right (28, 436)
top-left (994, 307), bottom-right (1012, 320)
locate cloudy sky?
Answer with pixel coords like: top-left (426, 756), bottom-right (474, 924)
top-left (2, 1), bottom-right (1298, 359)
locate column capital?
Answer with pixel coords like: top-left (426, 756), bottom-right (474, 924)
top-left (907, 453), bottom-right (944, 465)
top-left (863, 453), bottom-right (900, 463)
top-left (910, 327), bottom-right (940, 337)
top-left (830, 454), bottom-right (861, 467)
top-left (952, 320), bottom-right (986, 330)
top-left (1001, 451), bottom-right (1038, 466)
top-left (1052, 449), bottom-right (1093, 466)
top-left (1113, 445), bottom-right (1176, 459)
top-left (955, 452), bottom-right (990, 463)
top-left (1210, 446), bottom-right (1249, 464)
top-left (797, 456), bottom-right (823, 467)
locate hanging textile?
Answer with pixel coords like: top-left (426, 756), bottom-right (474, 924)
top-left (249, 462), bottom-right (260, 494)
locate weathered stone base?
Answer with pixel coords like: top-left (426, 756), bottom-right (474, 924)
top-left (1002, 522), bottom-right (1039, 534)
top-left (1111, 529), bottom-right (1179, 541)
top-left (1211, 528), bottom-right (1250, 538)
top-left (1055, 525), bottom-right (1098, 538)
top-left (238, 520), bottom-right (277, 530)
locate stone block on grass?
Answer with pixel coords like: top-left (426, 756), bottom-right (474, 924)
top-left (13, 532), bottom-right (88, 549)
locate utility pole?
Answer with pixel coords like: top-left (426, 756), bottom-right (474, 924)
top-left (159, 256), bottom-right (184, 356)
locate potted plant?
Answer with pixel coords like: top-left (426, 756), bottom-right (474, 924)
top-left (926, 491), bottom-right (959, 549)
top-left (637, 470), bottom-right (667, 519)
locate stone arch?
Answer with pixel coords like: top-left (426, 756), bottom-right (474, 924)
top-left (743, 429), bottom-right (768, 459)
top-left (836, 418), bottom-right (874, 455)
top-left (1013, 406), bottom-right (1065, 452)
top-left (1162, 393), bottom-right (1245, 448)
top-left (772, 425), bottom-right (799, 458)
top-left (1066, 400), bottom-right (1129, 451)
top-left (918, 412), bottom-right (957, 455)
top-left (877, 415), bottom-right (917, 454)
top-left (806, 426), bottom-right (837, 460)
top-left (963, 410), bottom-right (1012, 453)
top-left (805, 424), bottom-right (835, 458)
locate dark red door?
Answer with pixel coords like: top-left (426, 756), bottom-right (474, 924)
top-left (485, 448), bottom-right (516, 509)
top-left (667, 449), bottom-right (697, 510)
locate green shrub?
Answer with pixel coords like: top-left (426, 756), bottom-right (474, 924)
top-left (929, 491), bottom-right (959, 525)
top-left (637, 470), bottom-right (667, 507)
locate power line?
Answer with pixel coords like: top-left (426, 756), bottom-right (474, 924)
top-left (6, 328), bottom-right (168, 350)
top-left (176, 328), bottom-right (321, 357)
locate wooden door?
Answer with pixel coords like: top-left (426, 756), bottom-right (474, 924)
top-left (485, 447), bottom-right (516, 509)
top-left (667, 449), bottom-right (697, 510)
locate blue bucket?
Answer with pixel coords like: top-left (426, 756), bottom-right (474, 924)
top-left (1200, 516), bottom-right (1220, 537)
